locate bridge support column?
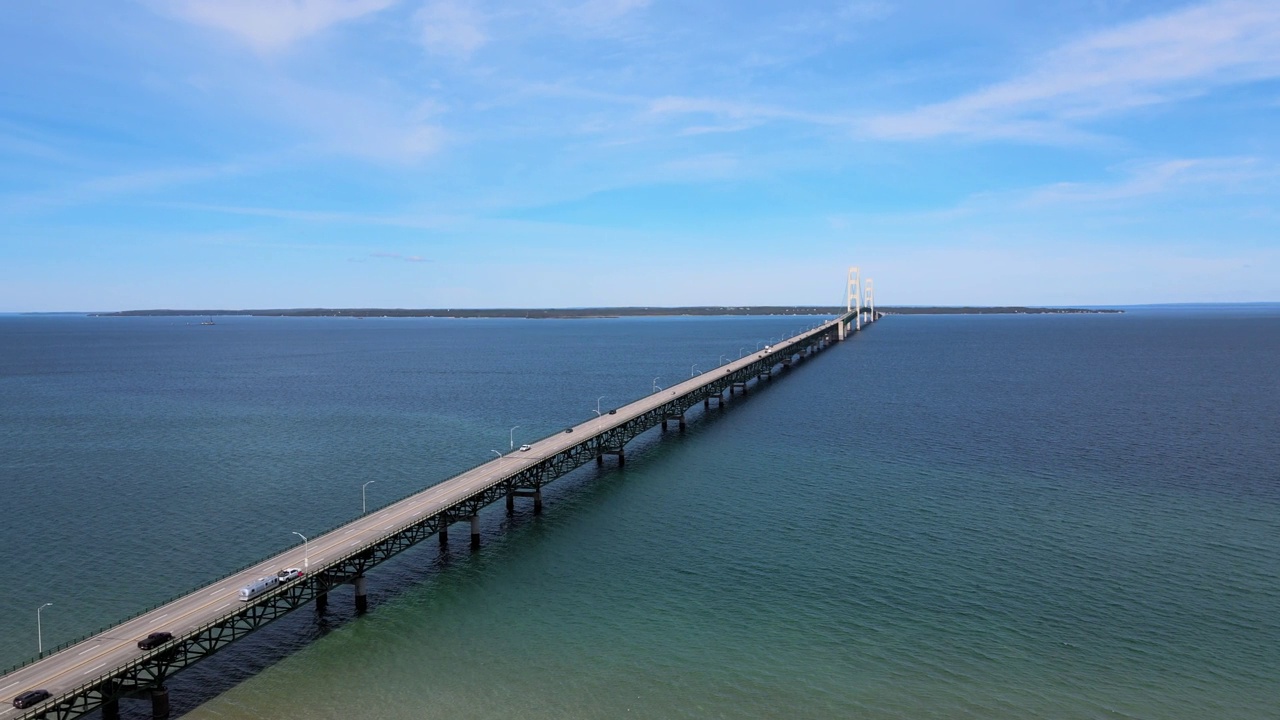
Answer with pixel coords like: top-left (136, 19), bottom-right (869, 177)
top-left (354, 576), bottom-right (368, 614)
top-left (534, 488), bottom-right (543, 514)
top-left (596, 453), bottom-right (603, 466)
top-left (150, 687), bottom-right (170, 720)
top-left (838, 321), bottom-right (846, 341)
top-left (102, 698), bottom-right (120, 720)
top-left (470, 514), bottom-right (481, 549)
top-left (506, 488), bottom-right (515, 514)
top-left (617, 448), bottom-right (625, 466)
top-left (439, 516), bottom-right (449, 546)
top-left (316, 589), bottom-right (328, 614)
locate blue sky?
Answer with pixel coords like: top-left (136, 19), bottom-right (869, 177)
top-left (1, 0), bottom-right (1278, 311)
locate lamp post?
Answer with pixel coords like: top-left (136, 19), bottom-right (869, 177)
top-left (37, 602), bottom-right (52, 654)
top-left (652, 377), bottom-right (661, 392)
top-left (596, 395), bottom-right (605, 416)
top-left (362, 480), bottom-right (376, 514)
top-left (509, 425), bottom-right (520, 450)
top-left (719, 354), bottom-right (726, 365)
top-left (492, 450), bottom-right (503, 461)
top-left (739, 347), bottom-right (745, 358)
top-left (691, 363), bottom-right (699, 377)
top-left (756, 342), bottom-right (763, 350)
top-left (292, 531), bottom-right (309, 571)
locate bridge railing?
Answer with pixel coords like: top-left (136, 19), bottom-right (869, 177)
top-left (2, 315), bottom-right (845, 681)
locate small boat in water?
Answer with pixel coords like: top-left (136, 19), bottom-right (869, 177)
top-left (199, 317), bottom-right (216, 326)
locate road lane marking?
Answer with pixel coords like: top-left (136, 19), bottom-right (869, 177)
top-left (10, 345), bottom-right (821, 695)
top-left (86, 663), bottom-right (106, 674)
top-left (147, 614), bottom-right (169, 625)
top-left (1, 682), bottom-right (20, 692)
top-left (77, 647), bottom-right (98, 656)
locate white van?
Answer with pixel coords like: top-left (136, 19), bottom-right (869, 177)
top-left (238, 576), bottom-right (280, 601)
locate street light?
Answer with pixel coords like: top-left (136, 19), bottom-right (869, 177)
top-left (739, 347), bottom-right (745, 358)
top-left (719, 354), bottom-right (726, 365)
top-left (596, 395), bottom-right (605, 416)
top-left (37, 602), bottom-right (52, 654)
top-left (652, 377), bottom-right (661, 392)
top-left (491, 450), bottom-right (503, 460)
top-left (691, 363), bottom-right (699, 377)
top-left (509, 425), bottom-right (520, 450)
top-left (362, 480), bottom-right (376, 514)
top-left (292, 531), bottom-right (309, 571)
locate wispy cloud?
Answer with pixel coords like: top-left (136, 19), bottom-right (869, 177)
top-left (160, 0), bottom-right (398, 53)
top-left (168, 202), bottom-right (464, 229)
top-left (242, 75), bottom-right (446, 163)
top-left (1023, 157), bottom-right (1273, 205)
top-left (647, 96), bottom-right (848, 133)
top-left (369, 251), bottom-right (429, 262)
top-left (559, 0), bottom-right (651, 31)
top-left (2, 162), bottom-right (249, 214)
top-left (864, 0), bottom-right (1280, 141)
top-left (417, 1), bottom-right (488, 58)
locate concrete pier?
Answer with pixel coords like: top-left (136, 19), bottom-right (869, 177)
top-left (150, 687), bottom-right (170, 720)
top-left (102, 698), bottom-right (120, 720)
top-left (470, 514), bottom-right (481, 549)
top-left (316, 589), bottom-right (328, 614)
top-left (354, 575), bottom-right (368, 614)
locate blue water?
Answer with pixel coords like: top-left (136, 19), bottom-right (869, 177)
top-left (1, 308), bottom-right (1277, 718)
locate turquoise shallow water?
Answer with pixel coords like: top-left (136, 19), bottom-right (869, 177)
top-left (1, 309), bottom-right (1278, 718)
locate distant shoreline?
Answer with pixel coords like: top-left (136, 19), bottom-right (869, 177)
top-left (88, 306), bottom-right (1124, 318)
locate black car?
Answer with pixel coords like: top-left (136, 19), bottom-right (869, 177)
top-left (137, 632), bottom-right (173, 650)
top-left (13, 690), bottom-right (51, 709)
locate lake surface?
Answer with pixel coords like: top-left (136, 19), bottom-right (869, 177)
top-left (1, 308), bottom-right (1277, 719)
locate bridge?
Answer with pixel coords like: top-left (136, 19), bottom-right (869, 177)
top-left (2, 271), bottom-right (877, 719)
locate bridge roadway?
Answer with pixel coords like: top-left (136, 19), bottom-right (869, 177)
top-left (2, 310), bottom-right (871, 720)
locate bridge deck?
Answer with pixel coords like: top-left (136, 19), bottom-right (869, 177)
top-left (1, 311), bottom-right (869, 719)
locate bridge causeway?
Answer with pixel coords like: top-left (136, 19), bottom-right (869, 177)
top-left (3, 303), bottom-right (877, 720)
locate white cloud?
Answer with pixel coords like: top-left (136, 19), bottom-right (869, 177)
top-left (246, 76), bottom-right (446, 162)
top-left (647, 95), bottom-right (847, 131)
top-left (865, 0), bottom-right (1280, 141)
top-left (2, 162), bottom-right (249, 213)
top-left (1023, 157), bottom-right (1272, 205)
top-left (162, 0), bottom-right (397, 53)
top-left (565, 0), bottom-right (651, 28)
top-left (416, 1), bottom-right (488, 58)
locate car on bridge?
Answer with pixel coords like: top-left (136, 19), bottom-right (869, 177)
top-left (137, 632), bottom-right (173, 650)
top-left (12, 689), bottom-right (51, 709)
top-left (519, 444), bottom-right (531, 451)
top-left (277, 567), bottom-right (304, 581)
